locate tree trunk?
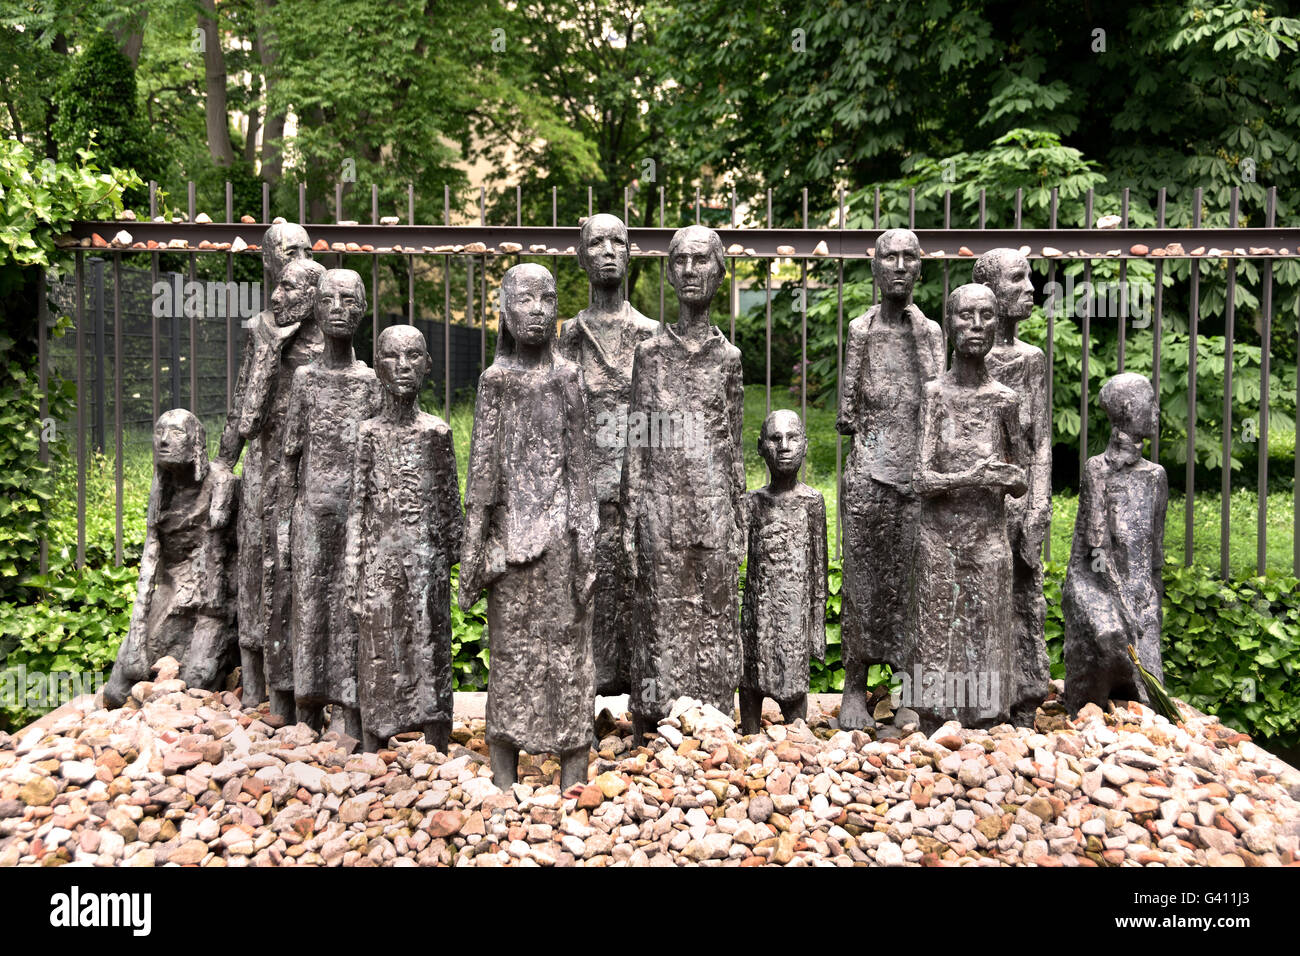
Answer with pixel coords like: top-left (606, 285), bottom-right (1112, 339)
top-left (111, 8), bottom-right (148, 67)
top-left (244, 75), bottom-right (261, 164)
top-left (199, 0), bottom-right (235, 167)
top-left (257, 0), bottom-right (284, 181)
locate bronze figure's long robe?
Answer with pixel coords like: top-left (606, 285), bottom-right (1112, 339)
top-left (464, 360), bottom-right (596, 753)
top-left (349, 413), bottom-right (463, 740)
top-left (558, 302), bottom-right (658, 694)
top-left (624, 323), bottom-right (745, 718)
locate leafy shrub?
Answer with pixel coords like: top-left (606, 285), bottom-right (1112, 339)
top-left (0, 564), bottom-right (135, 730)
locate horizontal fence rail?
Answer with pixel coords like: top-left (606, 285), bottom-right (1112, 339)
top-left (36, 182), bottom-right (1299, 587)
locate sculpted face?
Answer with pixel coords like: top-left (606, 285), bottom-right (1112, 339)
top-left (316, 270), bottom-right (366, 339)
top-left (949, 285), bottom-right (998, 359)
top-left (502, 266), bottom-right (557, 349)
top-left (873, 229), bottom-right (921, 302)
top-left (264, 223), bottom-right (312, 284)
top-left (1102, 373), bottom-right (1159, 440)
top-left (376, 325), bottom-right (430, 399)
top-left (668, 227), bottom-right (724, 307)
top-left (759, 409), bottom-right (806, 478)
top-left (154, 410), bottom-right (200, 469)
top-left (987, 252), bottom-right (1034, 321)
top-left (579, 214), bottom-right (629, 287)
top-left (271, 260), bottom-right (323, 327)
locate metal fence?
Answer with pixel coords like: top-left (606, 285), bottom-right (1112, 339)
top-left (42, 180), bottom-right (1300, 581)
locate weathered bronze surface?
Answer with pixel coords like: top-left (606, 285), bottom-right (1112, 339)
top-left (739, 410), bottom-right (827, 734)
top-left (559, 213), bottom-right (658, 696)
top-left (836, 229), bottom-right (944, 730)
top-left (105, 411), bottom-right (239, 707)
top-left (624, 225), bottom-right (745, 738)
top-left (1063, 373), bottom-right (1168, 713)
top-left (460, 263), bottom-right (596, 789)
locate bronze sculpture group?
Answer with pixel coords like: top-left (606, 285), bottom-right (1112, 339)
top-left (110, 217), bottom-right (1169, 781)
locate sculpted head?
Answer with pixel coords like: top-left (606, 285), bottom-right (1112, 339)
top-left (316, 269), bottom-right (367, 340)
top-left (578, 214), bottom-right (630, 288)
top-left (947, 284), bottom-right (998, 360)
top-left (758, 409), bottom-right (807, 479)
top-left (973, 248), bottom-right (1034, 322)
top-left (667, 225), bottom-right (726, 308)
top-left (872, 229), bottom-right (921, 303)
top-left (1100, 373), bottom-right (1158, 441)
top-left (263, 222), bottom-right (312, 285)
top-left (376, 325), bottom-right (431, 400)
top-left (154, 408), bottom-right (207, 482)
top-left (500, 263), bottom-right (557, 353)
top-left (271, 258), bottom-right (326, 328)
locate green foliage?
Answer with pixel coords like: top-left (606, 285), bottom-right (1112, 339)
top-left (1043, 562), bottom-right (1300, 749)
top-left (51, 32), bottom-right (158, 206)
top-left (0, 140), bottom-right (138, 597)
top-left (0, 564), bottom-right (135, 730)
top-left (0, 138), bottom-right (140, 273)
top-left (449, 565), bottom-right (489, 692)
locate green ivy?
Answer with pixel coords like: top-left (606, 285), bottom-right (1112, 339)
top-left (0, 564), bottom-right (135, 730)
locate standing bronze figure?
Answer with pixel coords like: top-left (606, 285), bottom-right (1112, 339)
top-left (559, 213), bottom-right (658, 696)
top-left (836, 228), bottom-right (944, 729)
top-left (460, 263), bottom-right (596, 789)
top-left (278, 269), bottom-right (381, 736)
top-left (347, 325), bottom-right (463, 753)
top-left (624, 225), bottom-right (745, 738)
top-left (739, 410), bottom-right (827, 734)
top-left (1063, 373), bottom-right (1168, 713)
top-left (215, 222), bottom-right (316, 708)
top-left (975, 248), bottom-right (1052, 725)
top-left (910, 284), bottom-right (1028, 732)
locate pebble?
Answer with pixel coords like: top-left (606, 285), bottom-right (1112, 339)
top-left (0, 686), bottom-right (1295, 868)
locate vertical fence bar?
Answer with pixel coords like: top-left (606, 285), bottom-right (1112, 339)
top-left (1152, 188), bottom-right (1165, 465)
top-left (1014, 188), bottom-right (1023, 228)
top-left (38, 270), bottom-right (49, 574)
top-left (263, 183), bottom-right (271, 307)
top-left (1080, 189), bottom-right (1093, 483)
top-left (658, 187), bottom-right (665, 324)
top-left (76, 252), bottom-right (86, 570)
top-left (226, 181), bottom-right (235, 409)
top-left (113, 254), bottom-right (123, 566)
top-left (1258, 187), bottom-right (1275, 575)
top-left (979, 189), bottom-right (986, 230)
top-left (1185, 189), bottom-right (1202, 566)
top-left (372, 184), bottom-right (380, 365)
top-left (407, 184), bottom-right (415, 330)
top-left (942, 191), bottom-right (951, 359)
top-left (92, 257), bottom-right (106, 451)
top-left (1044, 188), bottom-right (1058, 563)
top-left (335, 183), bottom-right (344, 268)
top-left (150, 182), bottom-right (160, 425)
top-left (729, 190), bottom-right (737, 344)
top-left (552, 186), bottom-right (559, 313)
top-left (480, 187), bottom-right (487, 371)
top-left (299, 182), bottom-right (306, 224)
top-left (836, 186), bottom-right (845, 561)
top-left (908, 188), bottom-right (916, 230)
top-left (871, 189), bottom-right (881, 307)
top-left (695, 187), bottom-right (701, 225)
top-left (1220, 187), bottom-right (1238, 579)
top-left (765, 187), bottom-right (772, 417)
top-left (444, 186), bottom-right (452, 418)
top-left (800, 187), bottom-right (808, 455)
top-left (1117, 188), bottom-right (1129, 372)
top-left (188, 181), bottom-right (199, 412)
